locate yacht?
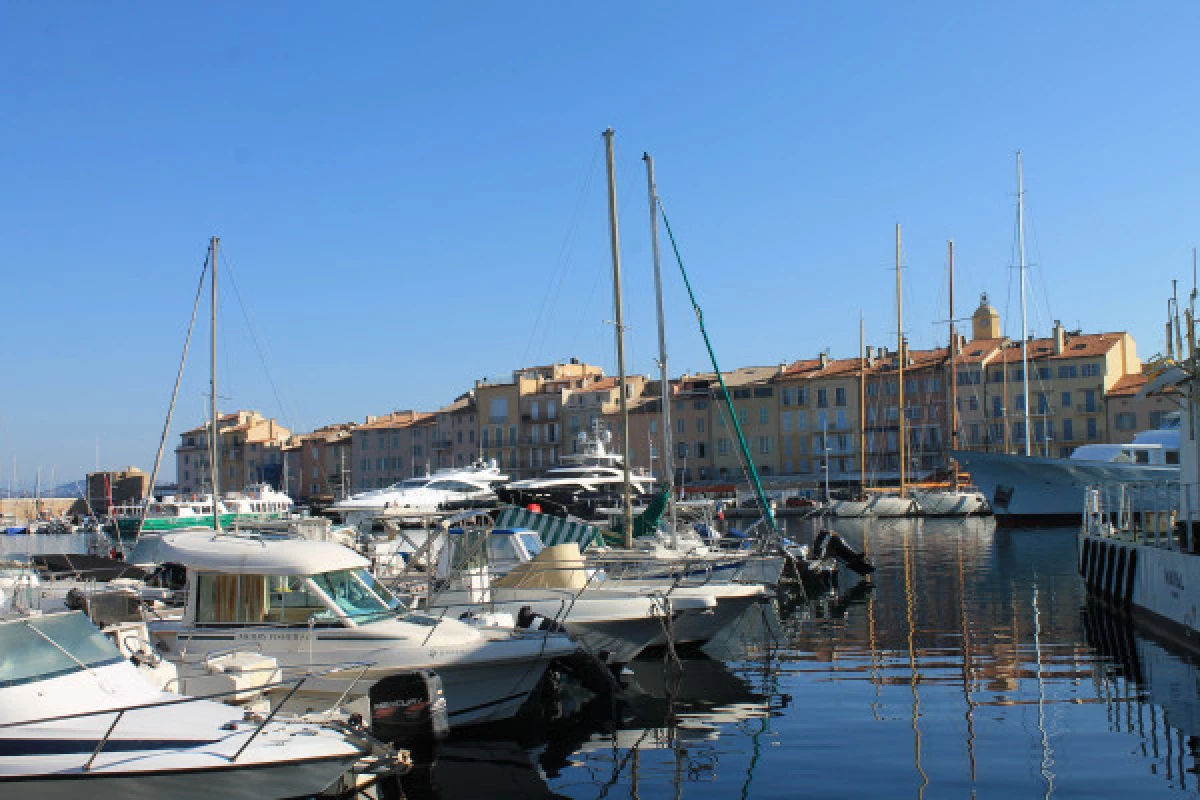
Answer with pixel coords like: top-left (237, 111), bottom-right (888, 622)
top-left (0, 609), bottom-right (376, 798)
top-left (956, 415), bottom-right (1181, 526)
top-left (497, 424), bottom-right (656, 519)
top-left (145, 530), bottom-right (579, 727)
top-left (330, 461), bottom-right (508, 528)
top-left (109, 483), bottom-right (294, 538)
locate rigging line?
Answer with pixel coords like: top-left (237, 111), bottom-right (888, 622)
top-left (219, 248), bottom-right (294, 434)
top-left (523, 139), bottom-right (602, 366)
top-left (134, 249), bottom-right (210, 545)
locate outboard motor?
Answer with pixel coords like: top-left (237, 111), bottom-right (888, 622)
top-left (813, 529), bottom-right (876, 577)
top-left (516, 605), bottom-right (567, 633)
top-left (369, 669), bottom-right (448, 763)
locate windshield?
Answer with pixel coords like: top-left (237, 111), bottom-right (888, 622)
top-left (0, 613), bottom-right (123, 688)
top-left (310, 568), bottom-right (396, 622)
top-left (387, 478), bottom-right (431, 490)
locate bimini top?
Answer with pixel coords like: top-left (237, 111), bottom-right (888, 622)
top-left (158, 531), bottom-right (369, 575)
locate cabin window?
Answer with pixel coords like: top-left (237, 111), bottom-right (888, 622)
top-left (1167, 450), bottom-right (1180, 465)
top-left (1134, 450), bottom-right (1150, 465)
top-left (311, 569), bottom-right (394, 621)
top-left (0, 614), bottom-right (123, 687)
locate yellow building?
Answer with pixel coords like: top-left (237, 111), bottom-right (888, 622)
top-left (175, 410), bottom-right (291, 494)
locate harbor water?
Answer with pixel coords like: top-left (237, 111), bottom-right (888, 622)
top-left (411, 518), bottom-right (1199, 799)
top-left (4, 521), bottom-right (1197, 798)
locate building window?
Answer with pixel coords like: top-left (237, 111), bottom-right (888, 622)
top-left (649, 419), bottom-right (657, 433)
top-left (1115, 412), bottom-right (1136, 431)
top-left (677, 442), bottom-right (689, 458)
top-left (1082, 363), bottom-right (1101, 378)
top-left (759, 408), bottom-right (769, 425)
top-left (677, 418), bottom-right (686, 434)
top-left (836, 410), bottom-right (847, 429)
top-left (1084, 390), bottom-right (1097, 413)
top-left (1063, 419), bottom-right (1074, 441)
top-left (797, 388), bottom-right (808, 405)
top-left (783, 414), bottom-right (791, 433)
top-left (797, 411), bottom-right (807, 431)
top-left (717, 438), bottom-right (730, 456)
top-left (697, 418), bottom-right (705, 433)
top-left (835, 387), bottom-right (847, 406)
top-left (1086, 418), bottom-right (1098, 440)
top-left (758, 436), bottom-right (771, 454)
top-left (696, 443), bottom-right (707, 458)
top-left (489, 397), bottom-right (508, 424)
top-left (817, 389), bottom-right (828, 408)
top-left (1057, 365), bottom-right (1079, 379)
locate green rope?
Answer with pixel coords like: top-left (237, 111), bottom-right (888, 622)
top-left (657, 201), bottom-right (779, 538)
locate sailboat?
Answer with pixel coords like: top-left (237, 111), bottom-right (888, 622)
top-left (911, 240), bottom-right (989, 516)
top-left (865, 225), bottom-right (916, 517)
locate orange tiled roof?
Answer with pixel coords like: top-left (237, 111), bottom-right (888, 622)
top-left (1106, 373), bottom-right (1147, 397)
top-left (356, 411), bottom-right (433, 431)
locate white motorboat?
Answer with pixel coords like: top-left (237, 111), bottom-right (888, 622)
top-left (0, 610), bottom-right (375, 799)
top-left (426, 528), bottom-right (716, 665)
top-left (145, 530), bottom-right (578, 728)
top-left (110, 483), bottom-right (294, 538)
top-left (957, 417), bottom-right (1181, 526)
top-left (331, 461), bottom-right (508, 528)
top-left (497, 423), bottom-right (656, 519)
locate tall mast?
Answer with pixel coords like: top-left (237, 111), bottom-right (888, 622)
top-left (1017, 152), bottom-right (1031, 457)
top-left (643, 152), bottom-right (677, 543)
top-left (896, 224), bottom-right (906, 493)
top-left (949, 240), bottom-right (959, 488)
top-left (602, 128), bottom-right (634, 546)
top-left (859, 313), bottom-right (866, 491)
top-left (209, 235), bottom-right (222, 532)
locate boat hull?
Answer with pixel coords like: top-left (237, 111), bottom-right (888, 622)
top-left (910, 489), bottom-right (990, 517)
top-left (956, 450), bottom-right (1178, 527)
top-left (1078, 530), bottom-right (1200, 657)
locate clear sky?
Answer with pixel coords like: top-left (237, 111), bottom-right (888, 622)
top-left (2, 2), bottom-right (1197, 489)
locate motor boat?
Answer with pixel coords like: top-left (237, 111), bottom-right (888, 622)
top-left (497, 424), bottom-right (656, 520)
top-left (0, 610), bottom-right (378, 798)
top-left (956, 415), bottom-right (1181, 526)
top-left (144, 530), bottom-right (579, 728)
top-left (109, 483), bottom-right (294, 539)
top-left (331, 461), bottom-right (508, 529)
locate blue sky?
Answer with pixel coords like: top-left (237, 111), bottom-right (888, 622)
top-left (2, 2), bottom-right (1196, 488)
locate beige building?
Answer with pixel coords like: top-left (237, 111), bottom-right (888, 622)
top-left (287, 423), bottom-right (355, 503)
top-left (475, 359), bottom-right (608, 477)
top-left (775, 354), bottom-right (865, 483)
top-left (351, 411), bottom-right (435, 490)
top-left (86, 467), bottom-right (150, 514)
top-left (953, 295), bottom-right (1141, 458)
top-left (702, 367), bottom-right (783, 480)
top-left (1105, 373), bottom-right (1182, 444)
top-left (176, 410), bottom-right (291, 495)
top-left (431, 393), bottom-right (481, 470)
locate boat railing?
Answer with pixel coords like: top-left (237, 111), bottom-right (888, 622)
top-left (1082, 479), bottom-right (1185, 550)
top-left (0, 659), bottom-right (376, 770)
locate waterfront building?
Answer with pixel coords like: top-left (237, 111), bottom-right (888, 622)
top-left (775, 354), bottom-right (863, 484)
top-left (432, 392), bottom-right (480, 470)
top-left (1104, 373), bottom-right (1182, 444)
top-left (287, 423), bottom-right (355, 502)
top-left (175, 410), bottom-right (291, 495)
top-left (85, 467), bottom-right (149, 514)
top-left (350, 410), bottom-right (434, 490)
top-left (952, 295), bottom-right (1141, 457)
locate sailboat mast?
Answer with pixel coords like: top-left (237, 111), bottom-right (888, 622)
top-left (896, 224), bottom-right (906, 493)
top-left (1017, 151), bottom-right (1031, 457)
top-left (949, 240), bottom-right (959, 487)
top-left (209, 235), bottom-right (222, 532)
top-left (643, 152), bottom-right (677, 542)
top-left (602, 128), bottom-right (634, 546)
top-left (859, 313), bottom-right (866, 491)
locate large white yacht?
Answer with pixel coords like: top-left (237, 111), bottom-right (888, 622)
top-left (498, 424), bottom-right (656, 519)
top-left (0, 610), bottom-right (373, 798)
top-left (955, 415), bottom-right (1181, 526)
top-left (145, 530), bottom-right (578, 728)
top-left (331, 461), bottom-right (508, 528)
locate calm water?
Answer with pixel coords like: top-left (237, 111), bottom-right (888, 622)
top-left (408, 519), bottom-right (1199, 799)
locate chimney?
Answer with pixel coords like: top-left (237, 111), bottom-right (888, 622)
top-left (865, 345), bottom-right (875, 367)
top-left (900, 336), bottom-right (909, 364)
top-left (1053, 320), bottom-right (1065, 354)
top-left (819, 352), bottom-right (829, 369)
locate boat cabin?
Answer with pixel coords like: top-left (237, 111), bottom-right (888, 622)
top-left (158, 532), bottom-right (403, 629)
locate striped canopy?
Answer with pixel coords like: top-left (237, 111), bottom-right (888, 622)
top-left (494, 506), bottom-right (605, 550)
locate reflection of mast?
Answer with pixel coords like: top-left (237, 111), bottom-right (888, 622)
top-left (1032, 583), bottom-right (1056, 799)
top-left (903, 525), bottom-right (928, 799)
top-left (956, 535), bottom-right (978, 783)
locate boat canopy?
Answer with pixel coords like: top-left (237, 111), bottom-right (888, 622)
top-left (158, 531), bottom-right (369, 575)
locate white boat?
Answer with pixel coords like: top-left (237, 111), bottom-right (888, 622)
top-left (1079, 389), bottom-right (1197, 654)
top-left (957, 418), bottom-right (1181, 526)
top-left (331, 461), bottom-right (508, 528)
top-left (145, 530), bottom-right (579, 727)
top-left (110, 483), bottom-right (294, 538)
top-left (0, 610), bottom-right (374, 798)
top-left (910, 487), bottom-right (989, 517)
top-left (427, 529), bottom-right (713, 665)
top-left (497, 423), bottom-right (656, 519)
